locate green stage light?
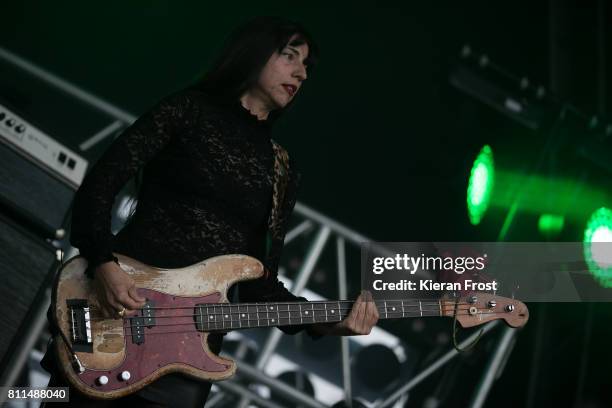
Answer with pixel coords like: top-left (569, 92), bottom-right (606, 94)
top-left (538, 214), bottom-right (565, 237)
top-left (583, 207), bottom-right (612, 288)
top-left (467, 145), bottom-right (495, 225)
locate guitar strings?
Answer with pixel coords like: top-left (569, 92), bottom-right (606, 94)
top-left (114, 310), bottom-right (506, 336)
top-left (85, 300), bottom-right (474, 313)
top-left (87, 305), bottom-right (500, 324)
top-left (85, 299), bottom-right (475, 311)
top-left (119, 310), bottom-right (501, 329)
top-left (86, 302), bottom-right (488, 321)
top-left (86, 302), bottom-right (479, 321)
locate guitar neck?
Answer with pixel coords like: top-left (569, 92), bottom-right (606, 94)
top-left (194, 299), bottom-right (445, 332)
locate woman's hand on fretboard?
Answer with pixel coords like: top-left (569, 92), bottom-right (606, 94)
top-left (310, 290), bottom-right (379, 336)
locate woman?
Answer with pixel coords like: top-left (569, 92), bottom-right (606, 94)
top-left (41, 16), bottom-right (378, 407)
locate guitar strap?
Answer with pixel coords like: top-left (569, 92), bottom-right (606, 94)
top-left (266, 140), bottom-right (290, 259)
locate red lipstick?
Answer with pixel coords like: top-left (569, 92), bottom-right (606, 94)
top-left (282, 84), bottom-right (297, 96)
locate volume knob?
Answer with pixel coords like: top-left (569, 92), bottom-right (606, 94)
top-left (487, 300), bottom-right (497, 308)
top-left (97, 375), bottom-right (109, 385)
top-left (120, 371), bottom-right (131, 381)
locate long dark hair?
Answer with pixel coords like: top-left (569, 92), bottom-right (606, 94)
top-left (122, 17), bottom-right (318, 229)
top-left (195, 16), bottom-right (319, 107)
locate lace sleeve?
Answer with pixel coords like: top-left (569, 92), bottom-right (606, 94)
top-left (70, 90), bottom-right (196, 277)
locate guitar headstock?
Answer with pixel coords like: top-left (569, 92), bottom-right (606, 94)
top-left (440, 292), bottom-right (529, 328)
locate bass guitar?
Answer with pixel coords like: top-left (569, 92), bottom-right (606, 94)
top-left (51, 253), bottom-right (528, 399)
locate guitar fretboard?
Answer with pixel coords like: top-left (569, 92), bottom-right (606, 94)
top-left (194, 300), bottom-right (444, 332)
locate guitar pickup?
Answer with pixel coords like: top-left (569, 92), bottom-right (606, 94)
top-left (129, 300), bottom-right (155, 345)
top-left (142, 300), bottom-right (155, 327)
top-left (66, 299), bottom-right (93, 353)
top-left (130, 317), bottom-right (145, 345)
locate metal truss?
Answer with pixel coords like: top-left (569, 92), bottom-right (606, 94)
top-left (224, 203), bottom-right (518, 408)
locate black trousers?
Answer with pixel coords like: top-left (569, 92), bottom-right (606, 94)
top-left (40, 334), bottom-right (223, 408)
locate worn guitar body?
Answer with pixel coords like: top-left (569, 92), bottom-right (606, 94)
top-left (52, 253), bottom-right (263, 400)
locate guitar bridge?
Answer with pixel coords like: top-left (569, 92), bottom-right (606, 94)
top-left (66, 299), bottom-right (93, 353)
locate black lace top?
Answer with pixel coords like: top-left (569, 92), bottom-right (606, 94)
top-left (69, 87), bottom-right (308, 334)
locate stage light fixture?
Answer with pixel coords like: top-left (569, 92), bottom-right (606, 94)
top-left (465, 145), bottom-right (611, 238)
top-left (467, 145), bottom-right (495, 225)
top-left (583, 207), bottom-right (612, 288)
top-left (538, 214), bottom-right (565, 238)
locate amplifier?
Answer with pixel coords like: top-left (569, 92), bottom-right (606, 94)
top-left (0, 212), bottom-right (58, 378)
top-left (0, 102), bottom-right (89, 239)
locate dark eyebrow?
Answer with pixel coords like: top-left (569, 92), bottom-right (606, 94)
top-left (286, 46), bottom-right (308, 64)
top-left (286, 46), bottom-right (301, 56)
